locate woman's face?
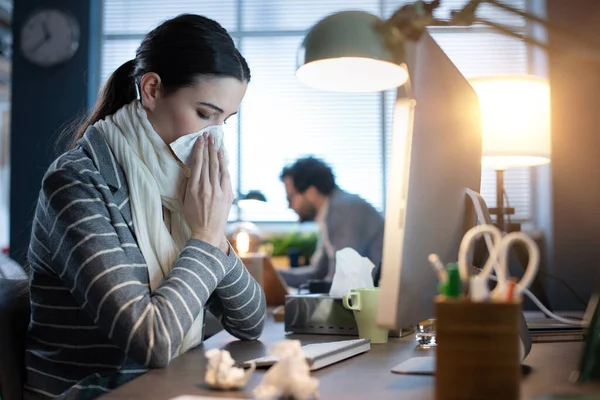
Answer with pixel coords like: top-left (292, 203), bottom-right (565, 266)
top-left (143, 76), bottom-right (247, 144)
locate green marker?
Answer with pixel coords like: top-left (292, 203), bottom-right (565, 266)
top-left (443, 263), bottom-right (461, 298)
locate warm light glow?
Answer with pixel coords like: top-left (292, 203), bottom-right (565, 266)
top-left (296, 57), bottom-right (409, 93)
top-left (470, 75), bottom-right (551, 169)
top-left (236, 231), bottom-right (250, 254)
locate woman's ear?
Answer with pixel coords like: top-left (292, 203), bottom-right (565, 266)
top-left (139, 72), bottom-right (162, 110)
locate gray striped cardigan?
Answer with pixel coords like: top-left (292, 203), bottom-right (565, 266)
top-left (23, 127), bottom-right (266, 400)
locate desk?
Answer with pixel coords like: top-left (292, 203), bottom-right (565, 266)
top-left (101, 316), bottom-right (600, 400)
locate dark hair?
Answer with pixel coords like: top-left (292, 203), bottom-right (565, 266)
top-left (280, 156), bottom-right (337, 195)
top-left (70, 14), bottom-right (250, 147)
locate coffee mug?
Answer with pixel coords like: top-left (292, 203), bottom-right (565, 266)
top-left (342, 287), bottom-right (389, 344)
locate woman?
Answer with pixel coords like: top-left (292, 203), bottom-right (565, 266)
top-left (24, 14), bottom-right (266, 400)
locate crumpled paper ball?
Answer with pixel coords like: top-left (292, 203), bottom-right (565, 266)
top-left (204, 348), bottom-right (254, 390)
top-left (253, 340), bottom-right (319, 400)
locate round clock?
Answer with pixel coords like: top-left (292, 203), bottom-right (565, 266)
top-left (20, 8), bottom-right (80, 68)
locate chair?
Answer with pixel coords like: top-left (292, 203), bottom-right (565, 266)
top-left (0, 278), bottom-right (30, 400)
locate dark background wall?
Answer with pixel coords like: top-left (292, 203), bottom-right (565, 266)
top-left (9, 0), bottom-right (101, 264)
top-left (547, 0), bottom-right (600, 310)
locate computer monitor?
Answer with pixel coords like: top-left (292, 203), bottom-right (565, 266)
top-left (376, 31), bottom-right (482, 331)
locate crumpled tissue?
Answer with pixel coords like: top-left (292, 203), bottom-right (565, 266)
top-left (253, 340), bottom-right (319, 400)
top-left (204, 348), bottom-right (254, 390)
top-left (170, 125), bottom-right (229, 177)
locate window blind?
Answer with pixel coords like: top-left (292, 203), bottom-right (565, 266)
top-left (101, 0), bottom-right (533, 222)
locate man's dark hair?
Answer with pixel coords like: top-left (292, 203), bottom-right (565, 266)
top-left (280, 156), bottom-right (337, 195)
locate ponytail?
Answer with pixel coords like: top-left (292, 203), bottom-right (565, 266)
top-left (70, 59), bottom-right (137, 148)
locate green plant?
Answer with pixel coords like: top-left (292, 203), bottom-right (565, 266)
top-left (264, 231), bottom-right (318, 259)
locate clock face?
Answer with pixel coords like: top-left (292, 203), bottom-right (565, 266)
top-left (20, 8), bottom-right (80, 68)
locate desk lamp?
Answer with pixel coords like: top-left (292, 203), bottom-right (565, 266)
top-left (470, 75), bottom-right (550, 232)
top-left (297, 0), bottom-right (600, 93)
top-left (228, 190), bottom-right (267, 253)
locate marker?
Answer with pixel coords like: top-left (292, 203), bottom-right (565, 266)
top-left (444, 264), bottom-right (461, 298)
top-left (506, 277), bottom-right (517, 301)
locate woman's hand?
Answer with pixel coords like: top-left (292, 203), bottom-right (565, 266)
top-left (183, 133), bottom-right (234, 249)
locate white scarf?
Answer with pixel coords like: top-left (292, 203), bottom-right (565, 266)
top-left (93, 100), bottom-right (203, 355)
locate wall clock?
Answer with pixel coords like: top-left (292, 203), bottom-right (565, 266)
top-left (20, 8), bottom-right (80, 68)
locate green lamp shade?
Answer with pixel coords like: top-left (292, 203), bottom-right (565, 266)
top-left (296, 10), bottom-right (409, 93)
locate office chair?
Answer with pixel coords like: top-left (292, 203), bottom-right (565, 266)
top-left (0, 278), bottom-right (31, 400)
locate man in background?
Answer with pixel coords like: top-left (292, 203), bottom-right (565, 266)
top-left (279, 157), bottom-right (384, 288)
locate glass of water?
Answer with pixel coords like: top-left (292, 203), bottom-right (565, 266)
top-left (415, 318), bottom-right (437, 349)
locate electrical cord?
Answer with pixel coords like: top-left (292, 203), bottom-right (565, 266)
top-left (482, 269), bottom-right (587, 327)
top-left (537, 269), bottom-right (589, 308)
top-left (467, 189), bottom-right (588, 327)
top-left (501, 189), bottom-right (588, 308)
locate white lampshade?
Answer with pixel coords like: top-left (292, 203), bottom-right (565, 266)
top-left (296, 11), bottom-right (409, 92)
top-left (470, 75), bottom-right (551, 169)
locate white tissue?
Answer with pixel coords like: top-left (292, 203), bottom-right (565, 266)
top-left (170, 397), bottom-right (241, 400)
top-left (204, 348), bottom-right (254, 390)
top-left (329, 248), bottom-right (375, 298)
top-left (170, 125), bottom-right (229, 170)
top-left (253, 340), bottom-right (320, 400)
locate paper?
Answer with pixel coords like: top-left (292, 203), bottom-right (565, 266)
top-left (253, 340), bottom-right (319, 400)
top-left (391, 356), bottom-right (435, 375)
top-left (203, 348), bottom-right (254, 390)
top-left (329, 247), bottom-right (375, 298)
top-left (169, 396), bottom-right (244, 400)
top-left (169, 125), bottom-right (229, 172)
top-left (170, 396), bottom-right (243, 400)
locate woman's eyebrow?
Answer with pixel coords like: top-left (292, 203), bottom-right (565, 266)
top-left (197, 101), bottom-right (224, 113)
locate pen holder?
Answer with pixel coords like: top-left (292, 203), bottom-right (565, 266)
top-left (435, 296), bottom-right (521, 400)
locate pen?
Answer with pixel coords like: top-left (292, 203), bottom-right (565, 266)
top-left (428, 253), bottom-right (449, 284)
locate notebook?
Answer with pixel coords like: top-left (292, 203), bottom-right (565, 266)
top-left (391, 356), bottom-right (435, 375)
top-left (242, 338), bottom-right (371, 371)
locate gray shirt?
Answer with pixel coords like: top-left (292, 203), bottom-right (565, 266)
top-left (279, 188), bottom-right (384, 288)
top-left (24, 128), bottom-right (266, 399)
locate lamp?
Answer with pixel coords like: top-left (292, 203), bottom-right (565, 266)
top-left (227, 191), bottom-right (267, 253)
top-left (296, 11), bottom-right (409, 92)
top-left (296, 1), bottom-right (600, 93)
top-left (228, 221), bottom-right (262, 254)
top-left (236, 190), bottom-right (267, 209)
top-left (470, 75), bottom-right (551, 231)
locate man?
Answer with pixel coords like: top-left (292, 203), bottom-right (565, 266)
top-left (279, 157), bottom-right (384, 288)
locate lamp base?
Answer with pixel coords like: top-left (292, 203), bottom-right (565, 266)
top-left (489, 169), bottom-right (519, 233)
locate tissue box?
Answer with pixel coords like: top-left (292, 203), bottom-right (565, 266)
top-left (284, 294), bottom-right (358, 335)
top-left (284, 294), bottom-right (413, 337)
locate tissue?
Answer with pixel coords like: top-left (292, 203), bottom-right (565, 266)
top-left (329, 248), bottom-right (375, 298)
top-left (170, 125), bottom-right (229, 176)
top-left (253, 340), bottom-right (319, 400)
top-left (204, 348), bottom-right (254, 390)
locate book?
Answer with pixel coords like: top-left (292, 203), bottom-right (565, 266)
top-left (242, 338), bottom-right (371, 371)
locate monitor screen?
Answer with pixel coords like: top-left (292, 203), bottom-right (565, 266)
top-left (377, 31), bottom-right (482, 331)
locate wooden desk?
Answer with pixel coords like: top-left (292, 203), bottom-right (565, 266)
top-left (101, 316), bottom-right (600, 400)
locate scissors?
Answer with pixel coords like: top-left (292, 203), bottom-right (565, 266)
top-left (457, 224), bottom-right (540, 301)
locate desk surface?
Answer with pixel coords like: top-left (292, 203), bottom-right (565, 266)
top-left (102, 315), bottom-right (600, 400)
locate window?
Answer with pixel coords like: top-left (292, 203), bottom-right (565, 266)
top-left (101, 0), bottom-right (533, 222)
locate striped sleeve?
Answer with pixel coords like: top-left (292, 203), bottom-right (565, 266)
top-left (41, 166), bottom-right (237, 368)
top-left (206, 250), bottom-right (266, 340)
